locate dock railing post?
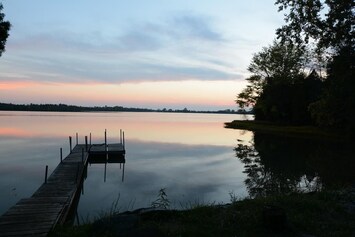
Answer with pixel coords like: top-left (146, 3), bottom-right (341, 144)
top-left (90, 132), bottom-right (92, 145)
top-left (120, 129), bottom-right (122, 144)
top-left (82, 148), bottom-right (84, 163)
top-left (69, 136), bottom-right (72, 153)
top-left (60, 148), bottom-right (63, 163)
top-left (44, 165), bottom-right (48, 184)
top-left (76, 132), bottom-right (78, 145)
top-left (123, 131), bottom-right (125, 149)
top-left (105, 129), bottom-right (107, 151)
top-left (85, 136), bottom-right (88, 151)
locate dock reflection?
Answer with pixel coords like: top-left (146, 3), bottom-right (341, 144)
top-left (67, 152), bottom-right (126, 225)
top-left (88, 153), bottom-right (126, 182)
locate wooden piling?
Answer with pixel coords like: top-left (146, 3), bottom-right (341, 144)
top-left (69, 136), bottom-right (72, 152)
top-left (123, 131), bottom-right (125, 149)
top-left (44, 165), bottom-right (48, 184)
top-left (122, 163), bottom-right (125, 182)
top-left (85, 136), bottom-right (88, 151)
top-left (105, 129), bottom-right (107, 152)
top-left (76, 132), bottom-right (78, 145)
top-left (90, 132), bottom-right (92, 145)
top-left (60, 148), bottom-right (63, 163)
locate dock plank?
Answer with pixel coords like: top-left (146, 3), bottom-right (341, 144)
top-left (0, 140), bottom-right (125, 237)
top-left (0, 144), bottom-right (90, 236)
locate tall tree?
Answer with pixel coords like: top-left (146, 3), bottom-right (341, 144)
top-left (236, 40), bottom-right (307, 109)
top-left (0, 3), bottom-right (11, 57)
top-left (275, 0), bottom-right (354, 131)
top-left (275, 0), bottom-right (354, 52)
top-left (236, 40), bottom-right (318, 124)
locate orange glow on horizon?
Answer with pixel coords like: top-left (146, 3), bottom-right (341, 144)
top-left (0, 80), bottom-right (248, 109)
top-left (0, 81), bottom-right (38, 90)
top-left (0, 127), bottom-right (33, 137)
top-left (0, 111), bottom-right (253, 146)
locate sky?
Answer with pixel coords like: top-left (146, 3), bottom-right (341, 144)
top-left (0, 1), bottom-right (284, 110)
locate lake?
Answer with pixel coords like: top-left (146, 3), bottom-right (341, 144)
top-left (0, 111), bottom-right (354, 222)
top-left (0, 111), bottom-right (252, 221)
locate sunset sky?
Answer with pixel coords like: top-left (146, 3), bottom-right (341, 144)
top-left (0, 1), bottom-right (283, 110)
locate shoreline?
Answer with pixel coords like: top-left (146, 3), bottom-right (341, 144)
top-left (224, 120), bottom-right (347, 141)
top-left (50, 189), bottom-right (355, 237)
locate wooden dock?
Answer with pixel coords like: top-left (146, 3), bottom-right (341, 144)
top-left (0, 131), bottom-right (126, 237)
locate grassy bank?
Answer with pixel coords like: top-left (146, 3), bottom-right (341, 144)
top-left (50, 190), bottom-right (355, 237)
top-left (224, 120), bottom-right (345, 140)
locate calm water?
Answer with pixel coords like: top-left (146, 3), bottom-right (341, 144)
top-left (1, 111), bottom-right (354, 222)
top-left (0, 111), bottom-right (252, 220)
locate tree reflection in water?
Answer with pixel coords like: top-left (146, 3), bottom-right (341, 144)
top-left (235, 132), bottom-right (355, 198)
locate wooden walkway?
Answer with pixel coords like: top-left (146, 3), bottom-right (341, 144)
top-left (0, 140), bottom-right (125, 237)
top-left (0, 144), bottom-right (89, 237)
top-left (0, 130), bottom-right (126, 237)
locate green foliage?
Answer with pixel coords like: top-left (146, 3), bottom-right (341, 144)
top-left (275, 0), bottom-right (355, 130)
top-left (236, 40), bottom-right (320, 125)
top-left (255, 72), bottom-right (323, 124)
top-left (309, 47), bottom-right (355, 132)
top-left (0, 3), bottom-right (10, 57)
top-left (235, 75), bottom-right (263, 108)
top-left (236, 41), bottom-right (308, 110)
top-left (248, 40), bottom-right (307, 80)
top-left (275, 0), bottom-right (354, 52)
top-left (238, 1), bottom-right (354, 128)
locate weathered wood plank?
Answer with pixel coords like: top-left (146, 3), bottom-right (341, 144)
top-left (0, 141), bottom-right (125, 236)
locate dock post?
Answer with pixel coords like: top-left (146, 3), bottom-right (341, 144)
top-left (123, 131), bottom-right (125, 149)
top-left (76, 133), bottom-right (78, 145)
top-left (44, 165), bottom-right (48, 184)
top-left (60, 148), bottom-right (63, 163)
top-left (105, 129), bottom-right (107, 151)
top-left (90, 133), bottom-right (92, 145)
top-left (122, 163), bottom-right (125, 182)
top-left (85, 136), bottom-right (88, 151)
top-left (120, 129), bottom-right (122, 144)
top-left (82, 148), bottom-right (84, 163)
top-left (69, 136), bottom-right (72, 153)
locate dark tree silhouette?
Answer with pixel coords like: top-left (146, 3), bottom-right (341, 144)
top-left (237, 1), bottom-right (354, 130)
top-left (276, 0), bottom-right (355, 132)
top-left (236, 40), bottom-right (322, 124)
top-left (0, 3), bottom-right (11, 57)
top-left (235, 132), bottom-right (355, 198)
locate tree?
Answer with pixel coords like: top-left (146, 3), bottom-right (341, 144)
top-left (236, 40), bottom-right (307, 109)
top-left (0, 3), bottom-right (11, 57)
top-left (275, 0), bottom-right (354, 131)
top-left (275, 0), bottom-right (354, 52)
top-left (236, 40), bottom-right (316, 123)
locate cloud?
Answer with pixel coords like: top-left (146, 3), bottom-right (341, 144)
top-left (171, 14), bottom-right (223, 41)
top-left (1, 12), bottom-right (242, 85)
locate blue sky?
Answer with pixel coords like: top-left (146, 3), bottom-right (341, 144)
top-left (0, 0), bottom-right (283, 110)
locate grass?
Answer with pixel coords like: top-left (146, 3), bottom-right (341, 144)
top-left (224, 120), bottom-right (345, 140)
top-left (50, 189), bottom-right (355, 237)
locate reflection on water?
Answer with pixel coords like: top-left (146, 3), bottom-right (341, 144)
top-left (1, 111), bottom-right (354, 222)
top-left (235, 132), bottom-right (355, 198)
top-left (87, 153), bottom-right (126, 183)
top-left (0, 111), bottom-right (251, 219)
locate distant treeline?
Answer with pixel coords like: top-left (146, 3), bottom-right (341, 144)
top-left (0, 102), bottom-right (250, 114)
